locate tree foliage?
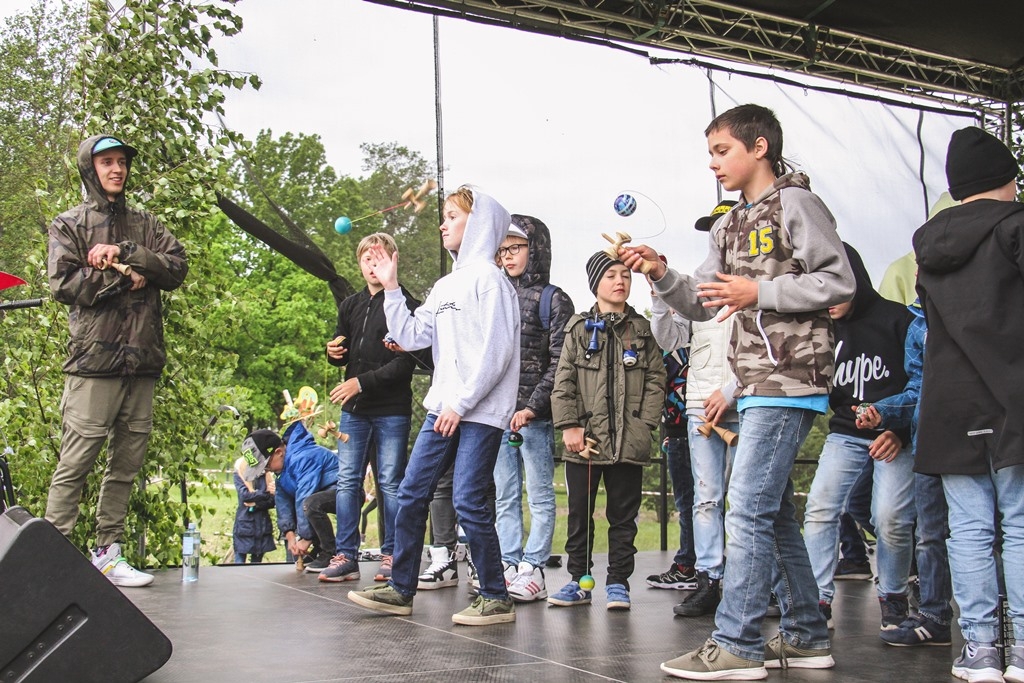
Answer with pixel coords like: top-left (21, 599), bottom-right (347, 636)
top-left (0, 0), bottom-right (259, 567)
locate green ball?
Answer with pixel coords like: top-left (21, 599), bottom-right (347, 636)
top-left (579, 575), bottom-right (595, 591)
top-left (508, 431), bottom-right (523, 448)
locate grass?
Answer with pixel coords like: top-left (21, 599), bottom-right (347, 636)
top-left (189, 462), bottom-right (670, 565)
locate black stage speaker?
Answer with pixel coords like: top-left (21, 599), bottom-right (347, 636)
top-left (0, 506), bottom-right (172, 682)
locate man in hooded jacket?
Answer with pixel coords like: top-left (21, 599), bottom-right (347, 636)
top-left (45, 135), bottom-right (188, 587)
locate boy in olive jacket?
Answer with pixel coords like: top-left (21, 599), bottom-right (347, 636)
top-left (548, 252), bottom-right (665, 610)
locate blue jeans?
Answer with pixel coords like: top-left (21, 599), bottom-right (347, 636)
top-left (334, 412), bottom-right (410, 557)
top-left (804, 432), bottom-right (915, 604)
top-left (942, 464), bottom-right (1024, 643)
top-left (915, 472), bottom-right (952, 625)
top-left (389, 415), bottom-right (507, 600)
top-left (687, 415), bottom-right (737, 579)
top-left (839, 458), bottom-right (874, 563)
top-left (664, 431), bottom-right (695, 567)
top-left (712, 407), bottom-right (829, 661)
top-left (494, 420), bottom-right (556, 567)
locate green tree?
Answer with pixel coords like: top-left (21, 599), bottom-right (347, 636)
top-left (358, 141), bottom-right (442, 299)
top-left (0, 1), bottom-right (83, 276)
top-left (0, 0), bottom-right (260, 568)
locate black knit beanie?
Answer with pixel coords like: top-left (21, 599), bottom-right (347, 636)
top-left (586, 251), bottom-right (621, 295)
top-left (945, 127), bottom-right (1018, 201)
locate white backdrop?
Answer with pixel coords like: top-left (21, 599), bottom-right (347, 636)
top-left (214, 0), bottom-right (969, 309)
top-left (4, 0), bottom-right (972, 309)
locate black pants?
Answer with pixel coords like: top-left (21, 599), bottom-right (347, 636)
top-left (564, 461), bottom-right (643, 590)
top-left (303, 487), bottom-right (337, 555)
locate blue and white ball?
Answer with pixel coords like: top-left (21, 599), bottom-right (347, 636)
top-left (613, 193), bottom-right (637, 217)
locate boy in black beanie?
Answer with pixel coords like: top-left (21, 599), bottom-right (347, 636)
top-left (548, 251), bottom-right (665, 610)
top-left (912, 125), bottom-right (1024, 683)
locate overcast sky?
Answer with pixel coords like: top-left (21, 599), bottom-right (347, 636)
top-left (8, 0), bottom-right (973, 309)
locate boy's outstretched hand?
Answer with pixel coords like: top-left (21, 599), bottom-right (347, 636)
top-left (365, 244), bottom-right (400, 291)
top-left (618, 245), bottom-right (666, 280)
top-left (698, 272), bottom-right (758, 321)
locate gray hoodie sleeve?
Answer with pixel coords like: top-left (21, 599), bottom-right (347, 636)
top-left (757, 188), bottom-right (855, 312)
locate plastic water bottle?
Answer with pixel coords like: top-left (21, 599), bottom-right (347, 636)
top-left (182, 522), bottom-right (200, 583)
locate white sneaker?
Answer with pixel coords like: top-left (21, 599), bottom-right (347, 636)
top-left (507, 561), bottom-right (547, 602)
top-left (417, 545), bottom-right (458, 590)
top-left (503, 561), bottom-right (519, 586)
top-left (91, 542), bottom-right (154, 587)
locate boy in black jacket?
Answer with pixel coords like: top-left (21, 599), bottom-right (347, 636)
top-left (913, 126), bottom-right (1024, 683)
top-left (802, 243), bottom-right (915, 633)
top-left (318, 233), bottom-right (426, 583)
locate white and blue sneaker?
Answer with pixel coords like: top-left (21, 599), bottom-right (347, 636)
top-left (547, 580), bottom-right (592, 607)
top-left (606, 583), bottom-right (631, 610)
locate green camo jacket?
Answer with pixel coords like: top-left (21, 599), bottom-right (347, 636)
top-left (551, 304), bottom-right (665, 466)
top-left (47, 135), bottom-right (188, 378)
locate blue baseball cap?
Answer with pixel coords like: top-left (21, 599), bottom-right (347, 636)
top-left (91, 136), bottom-right (138, 159)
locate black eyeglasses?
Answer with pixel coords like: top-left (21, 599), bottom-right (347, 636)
top-left (497, 243), bottom-right (527, 258)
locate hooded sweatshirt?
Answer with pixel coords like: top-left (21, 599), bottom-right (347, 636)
top-left (828, 243), bottom-right (912, 442)
top-left (505, 214), bottom-right (574, 419)
top-left (383, 188), bottom-right (520, 429)
top-left (913, 199), bottom-right (1024, 474)
top-left (47, 135), bottom-right (188, 378)
top-left (654, 172), bottom-right (855, 399)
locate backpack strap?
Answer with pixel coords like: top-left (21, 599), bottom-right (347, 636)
top-left (539, 283), bottom-right (557, 331)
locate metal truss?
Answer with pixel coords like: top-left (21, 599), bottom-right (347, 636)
top-left (368, 0), bottom-right (1022, 114)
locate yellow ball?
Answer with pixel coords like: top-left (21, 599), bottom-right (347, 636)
top-left (579, 575), bottom-right (595, 591)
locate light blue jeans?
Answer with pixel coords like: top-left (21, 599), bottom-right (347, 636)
top-left (687, 414), bottom-right (737, 580)
top-left (943, 464), bottom-right (1024, 644)
top-left (494, 420), bottom-right (556, 567)
top-left (712, 406), bottom-right (830, 661)
top-left (803, 431), bottom-right (915, 603)
top-left (333, 412), bottom-right (410, 558)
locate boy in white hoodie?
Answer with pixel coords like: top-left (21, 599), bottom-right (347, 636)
top-left (348, 185), bottom-right (520, 626)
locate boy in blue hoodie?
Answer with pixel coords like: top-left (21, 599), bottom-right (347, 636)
top-left (348, 185), bottom-right (520, 626)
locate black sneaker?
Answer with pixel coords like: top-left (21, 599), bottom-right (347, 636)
top-left (819, 600), bottom-right (835, 630)
top-left (417, 545), bottom-right (458, 590)
top-left (834, 557), bottom-right (873, 581)
top-left (879, 613), bottom-right (952, 646)
top-left (303, 550), bottom-right (333, 573)
top-left (673, 571), bottom-right (720, 617)
top-left (765, 593), bottom-right (782, 618)
top-left (646, 563), bottom-right (698, 590)
top-left (879, 592), bottom-right (909, 631)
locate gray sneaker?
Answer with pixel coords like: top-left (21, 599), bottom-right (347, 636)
top-left (452, 595), bottom-right (516, 625)
top-left (347, 584), bottom-right (414, 616)
top-left (318, 553), bottom-right (360, 583)
top-left (660, 639), bottom-right (767, 680)
top-left (764, 633), bottom-right (834, 669)
top-left (951, 641), bottom-right (1003, 683)
top-left (1006, 644), bottom-right (1024, 683)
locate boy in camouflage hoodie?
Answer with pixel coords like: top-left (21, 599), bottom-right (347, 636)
top-left (45, 135), bottom-right (188, 587)
top-left (620, 104), bottom-right (854, 680)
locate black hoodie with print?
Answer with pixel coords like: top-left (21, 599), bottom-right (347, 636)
top-left (828, 243), bottom-right (912, 443)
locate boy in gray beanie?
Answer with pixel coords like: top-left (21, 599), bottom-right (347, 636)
top-left (912, 126), bottom-right (1024, 683)
top-left (548, 250), bottom-right (665, 610)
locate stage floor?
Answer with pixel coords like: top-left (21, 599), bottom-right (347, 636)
top-left (127, 552), bottom-right (960, 682)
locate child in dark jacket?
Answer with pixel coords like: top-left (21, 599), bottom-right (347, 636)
top-left (802, 242), bottom-right (915, 633)
top-left (232, 457), bottom-right (276, 563)
top-left (912, 126), bottom-right (1024, 682)
top-left (548, 252), bottom-right (665, 610)
top-left (494, 215), bottom-right (573, 602)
